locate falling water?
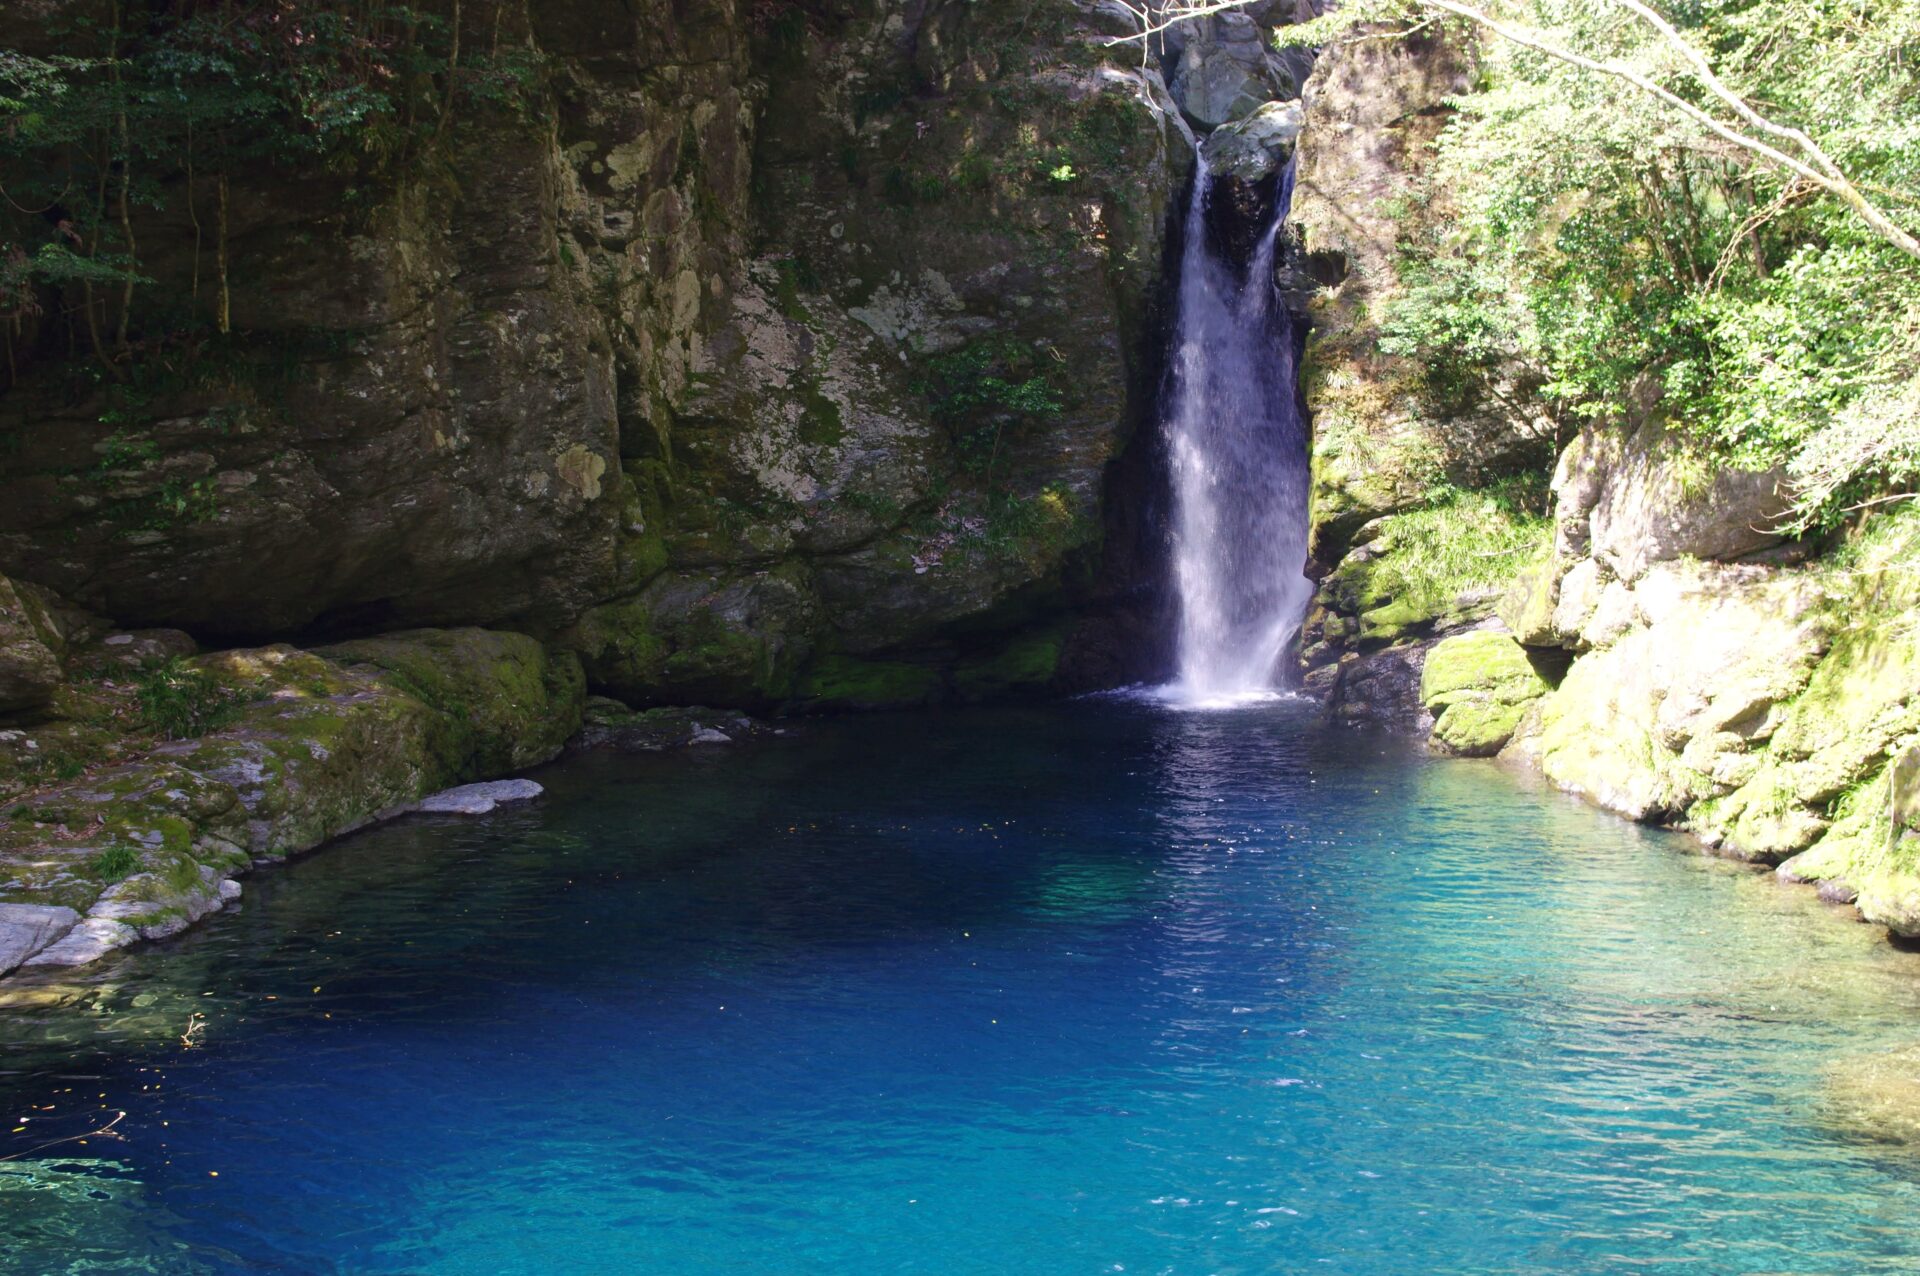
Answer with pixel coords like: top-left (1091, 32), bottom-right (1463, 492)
top-left (1163, 157), bottom-right (1314, 706)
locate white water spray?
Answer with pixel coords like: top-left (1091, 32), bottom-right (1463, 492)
top-left (1162, 159), bottom-right (1314, 707)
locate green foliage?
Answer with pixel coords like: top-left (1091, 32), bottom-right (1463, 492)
top-left (1329, 0), bottom-right (1920, 528)
top-left (1, 3), bottom-right (544, 365)
top-left (915, 337), bottom-right (1064, 484)
top-left (88, 845), bottom-right (141, 882)
top-left (134, 658), bottom-right (241, 740)
top-left (911, 338), bottom-right (1067, 493)
top-left (1346, 480), bottom-right (1551, 624)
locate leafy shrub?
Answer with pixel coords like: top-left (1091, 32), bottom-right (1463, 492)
top-left (88, 845), bottom-right (141, 882)
top-left (134, 658), bottom-right (241, 740)
top-left (1354, 480), bottom-right (1551, 620)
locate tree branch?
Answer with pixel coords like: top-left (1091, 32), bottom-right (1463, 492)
top-left (1416, 0), bottom-right (1920, 260)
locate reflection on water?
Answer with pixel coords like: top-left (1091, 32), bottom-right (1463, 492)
top-left (2, 702), bottom-right (1920, 1274)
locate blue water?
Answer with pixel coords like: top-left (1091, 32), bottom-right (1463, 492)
top-left (5, 700), bottom-right (1920, 1274)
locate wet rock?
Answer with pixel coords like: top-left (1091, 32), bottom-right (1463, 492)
top-left (1816, 878), bottom-right (1860, 905)
top-left (0, 904), bottom-right (79, 975)
top-left (1201, 100), bottom-right (1305, 181)
top-left (413, 779), bottom-right (545, 816)
top-left (1322, 642), bottom-right (1434, 732)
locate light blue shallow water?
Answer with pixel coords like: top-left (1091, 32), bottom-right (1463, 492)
top-left (5, 700), bottom-right (1920, 1274)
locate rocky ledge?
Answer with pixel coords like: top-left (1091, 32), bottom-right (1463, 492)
top-left (0, 598), bottom-right (590, 979)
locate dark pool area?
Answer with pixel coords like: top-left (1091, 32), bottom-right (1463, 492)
top-left (4, 698), bottom-right (1920, 1274)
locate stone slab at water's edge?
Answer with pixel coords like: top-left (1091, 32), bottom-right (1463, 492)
top-left (0, 628), bottom-right (584, 978)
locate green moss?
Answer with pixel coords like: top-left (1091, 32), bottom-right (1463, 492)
top-left (772, 257), bottom-right (818, 324)
top-left (1432, 699), bottom-right (1531, 758)
top-left (1323, 482), bottom-right (1550, 645)
top-left (954, 629), bottom-right (1064, 702)
top-left (799, 386), bottom-right (846, 447)
top-left (795, 655), bottom-right (942, 711)
top-left (1420, 631), bottom-right (1550, 706)
top-left (317, 629), bottom-right (585, 774)
top-left (1421, 631), bottom-right (1551, 757)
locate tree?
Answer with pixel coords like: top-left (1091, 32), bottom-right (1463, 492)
top-left (1108, 0), bottom-right (1920, 260)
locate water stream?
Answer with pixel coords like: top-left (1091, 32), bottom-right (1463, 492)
top-left (1164, 161), bottom-right (1314, 706)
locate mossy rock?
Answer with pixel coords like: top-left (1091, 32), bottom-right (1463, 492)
top-left (1420, 631), bottom-right (1549, 705)
top-left (1420, 631), bottom-right (1550, 757)
top-left (1430, 699), bottom-right (1532, 758)
top-left (320, 629), bottom-right (584, 773)
top-left (794, 654), bottom-right (942, 711)
top-left (1499, 557), bottom-right (1561, 647)
top-left (953, 628), bottom-right (1064, 703)
top-left (562, 567), bottom-right (823, 709)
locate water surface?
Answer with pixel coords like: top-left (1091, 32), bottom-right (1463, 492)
top-left (4, 701), bottom-right (1920, 1274)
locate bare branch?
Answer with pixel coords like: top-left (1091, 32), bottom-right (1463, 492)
top-left (1102, 0), bottom-right (1265, 46)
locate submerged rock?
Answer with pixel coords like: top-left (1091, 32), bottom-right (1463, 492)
top-left (572, 698), bottom-right (774, 752)
top-left (1823, 1045), bottom-right (1920, 1148)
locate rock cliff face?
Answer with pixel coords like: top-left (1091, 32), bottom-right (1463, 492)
top-left (0, 0), bottom-right (1205, 975)
top-left (1289, 27), bottom-right (1920, 943)
top-left (0, 0), bottom-right (1188, 702)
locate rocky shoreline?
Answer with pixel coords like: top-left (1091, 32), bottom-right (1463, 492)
top-left (0, 596), bottom-right (791, 982)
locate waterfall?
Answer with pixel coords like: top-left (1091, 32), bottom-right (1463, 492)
top-left (1162, 158), bottom-right (1314, 707)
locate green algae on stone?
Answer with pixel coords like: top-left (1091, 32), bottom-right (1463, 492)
top-left (1419, 631), bottom-right (1550, 757)
top-left (953, 627), bottom-right (1065, 703)
top-left (794, 654), bottom-right (942, 711)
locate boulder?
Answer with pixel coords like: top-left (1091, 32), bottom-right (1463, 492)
top-left (0, 575), bottom-right (64, 716)
top-left (0, 903), bottom-right (79, 975)
top-left (413, 779), bottom-right (545, 816)
top-left (1201, 99), bottom-right (1305, 181)
top-left (1581, 422), bottom-right (1796, 582)
top-left (1419, 630), bottom-right (1550, 757)
top-left (1169, 13), bottom-right (1290, 128)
